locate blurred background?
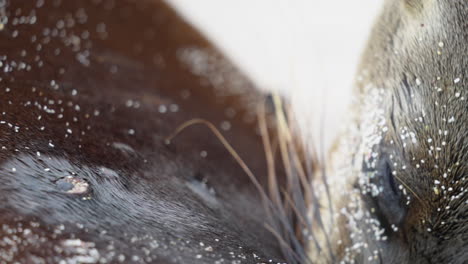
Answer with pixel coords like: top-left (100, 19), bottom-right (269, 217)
top-left (169, 0), bottom-right (384, 152)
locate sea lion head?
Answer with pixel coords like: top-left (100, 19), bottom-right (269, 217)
top-left (322, 0), bottom-right (467, 263)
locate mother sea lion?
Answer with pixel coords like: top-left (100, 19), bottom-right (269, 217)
top-left (0, 0), bottom-right (288, 263)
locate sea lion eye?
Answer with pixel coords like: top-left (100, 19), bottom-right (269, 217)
top-left (376, 157), bottom-right (407, 225)
top-left (381, 159), bottom-right (399, 197)
top-left (362, 153), bottom-right (407, 229)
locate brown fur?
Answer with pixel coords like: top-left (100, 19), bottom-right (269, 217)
top-left (0, 1), bottom-right (289, 263)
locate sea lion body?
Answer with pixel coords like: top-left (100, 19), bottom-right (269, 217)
top-left (0, 1), bottom-right (284, 263)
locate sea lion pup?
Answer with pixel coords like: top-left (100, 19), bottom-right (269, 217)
top-left (0, 1), bottom-right (292, 263)
top-left (306, 0), bottom-right (467, 263)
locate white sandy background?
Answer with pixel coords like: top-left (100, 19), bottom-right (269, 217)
top-left (168, 0), bottom-right (384, 151)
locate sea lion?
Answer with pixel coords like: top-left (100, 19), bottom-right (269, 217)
top-left (0, 0), bottom-right (287, 263)
top-left (309, 0), bottom-right (467, 263)
top-left (0, 0), bottom-right (466, 264)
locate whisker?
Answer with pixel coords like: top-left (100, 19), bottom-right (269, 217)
top-left (166, 94), bottom-right (328, 264)
top-left (165, 118), bottom-right (270, 205)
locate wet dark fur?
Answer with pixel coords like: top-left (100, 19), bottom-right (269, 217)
top-left (0, 1), bottom-right (288, 263)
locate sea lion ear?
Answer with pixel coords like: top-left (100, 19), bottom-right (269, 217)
top-left (401, 0), bottom-right (429, 13)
